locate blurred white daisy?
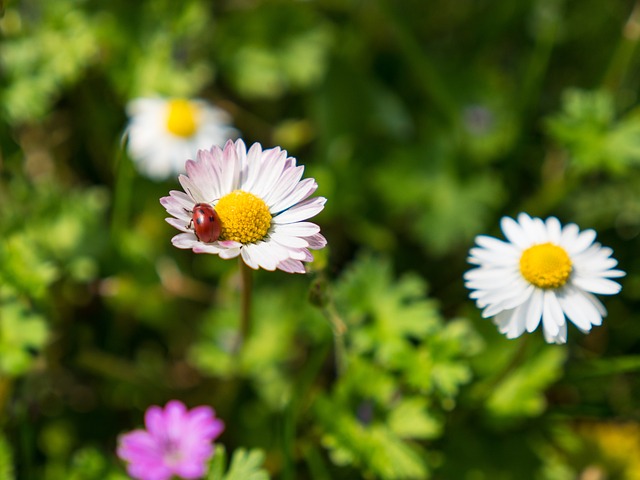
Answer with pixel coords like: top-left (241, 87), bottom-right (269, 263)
top-left (464, 213), bottom-right (625, 344)
top-left (125, 97), bottom-right (236, 180)
top-left (160, 139), bottom-right (327, 273)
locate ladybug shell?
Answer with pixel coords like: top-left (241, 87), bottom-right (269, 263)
top-left (192, 203), bottom-right (222, 243)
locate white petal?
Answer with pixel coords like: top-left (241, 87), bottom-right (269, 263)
top-left (504, 302), bottom-right (528, 339)
top-left (480, 279), bottom-right (531, 317)
top-left (273, 197), bottom-right (327, 224)
top-left (464, 270), bottom-right (521, 290)
top-left (171, 233), bottom-right (198, 249)
top-left (274, 222), bottom-right (320, 237)
top-left (192, 243), bottom-right (224, 254)
top-left (565, 228), bottom-right (597, 255)
top-left (263, 164), bottom-right (305, 207)
top-left (178, 174), bottom-right (207, 203)
top-left (242, 243), bottom-right (278, 271)
top-left (559, 222), bottom-right (580, 246)
top-left (240, 247), bottom-right (260, 269)
top-left (269, 231), bottom-right (309, 248)
top-left (306, 233), bottom-right (327, 249)
top-left (493, 310), bottom-right (515, 336)
top-left (491, 283), bottom-right (535, 313)
top-left (542, 290), bottom-right (564, 338)
top-left (270, 178), bottom-right (318, 213)
top-left (219, 247), bottom-right (241, 259)
top-left (248, 148), bottom-right (286, 199)
top-left (467, 247), bottom-right (520, 266)
top-left (501, 215), bottom-right (530, 249)
top-left (277, 258), bottom-right (306, 274)
top-left (544, 322), bottom-right (567, 344)
top-left (571, 276), bottom-right (622, 295)
top-left (582, 291), bottom-right (607, 319)
top-left (556, 288), bottom-right (593, 332)
top-left (525, 288), bottom-right (544, 332)
top-left (475, 235), bottom-right (520, 256)
top-left (166, 217), bottom-right (191, 233)
top-left (545, 217), bottom-right (562, 244)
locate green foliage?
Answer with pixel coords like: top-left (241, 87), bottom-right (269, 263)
top-left (314, 256), bottom-right (480, 479)
top-left (1, 0), bottom-right (100, 123)
top-left (0, 1), bottom-right (639, 479)
top-left (315, 359), bottom-right (434, 480)
top-left (215, 3), bottom-right (333, 99)
top-left (0, 297), bottom-right (48, 376)
top-left (0, 434), bottom-right (14, 480)
top-left (485, 346), bottom-right (567, 421)
top-left (208, 445), bottom-right (270, 480)
top-left (0, 178), bottom-right (107, 376)
top-left (334, 255), bottom-right (482, 400)
top-left (546, 88), bottom-right (640, 175)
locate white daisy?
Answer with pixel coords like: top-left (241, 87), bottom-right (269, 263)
top-left (125, 97), bottom-right (236, 180)
top-left (160, 139), bottom-right (327, 273)
top-left (464, 213), bottom-right (625, 344)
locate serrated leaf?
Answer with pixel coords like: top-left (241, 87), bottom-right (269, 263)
top-left (221, 448), bottom-right (269, 480)
top-left (388, 398), bottom-right (441, 439)
top-left (335, 255), bottom-right (441, 360)
top-left (486, 347), bottom-right (567, 420)
top-left (317, 395), bottom-right (429, 480)
top-left (546, 88), bottom-right (640, 174)
top-left (206, 445), bottom-right (228, 480)
top-left (0, 299), bottom-right (49, 376)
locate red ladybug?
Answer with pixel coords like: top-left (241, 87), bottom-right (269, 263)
top-left (189, 203), bottom-right (222, 243)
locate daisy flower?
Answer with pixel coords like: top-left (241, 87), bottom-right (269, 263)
top-left (160, 139), bottom-right (327, 273)
top-left (117, 400), bottom-right (224, 480)
top-left (125, 97), bottom-right (236, 180)
top-left (464, 213), bottom-right (625, 344)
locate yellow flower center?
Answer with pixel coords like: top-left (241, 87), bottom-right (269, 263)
top-left (215, 190), bottom-right (272, 244)
top-left (166, 99), bottom-right (199, 137)
top-left (519, 243), bottom-right (572, 289)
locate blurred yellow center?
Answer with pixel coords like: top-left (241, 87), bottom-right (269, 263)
top-left (166, 99), bottom-right (198, 137)
top-left (215, 190), bottom-right (272, 244)
top-left (519, 243), bottom-right (572, 289)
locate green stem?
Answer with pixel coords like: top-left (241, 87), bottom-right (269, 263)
top-left (518, 3), bottom-right (560, 117)
top-left (235, 258), bottom-right (253, 354)
top-left (602, 0), bottom-right (640, 93)
top-left (110, 143), bottom-right (133, 240)
top-left (376, 0), bottom-right (459, 127)
top-left (323, 303), bottom-right (348, 376)
top-left (476, 335), bottom-right (530, 400)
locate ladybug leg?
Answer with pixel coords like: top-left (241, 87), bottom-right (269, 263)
top-left (184, 207), bottom-right (194, 230)
top-left (186, 219), bottom-right (201, 241)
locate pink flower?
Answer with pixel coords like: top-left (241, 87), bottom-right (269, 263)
top-left (117, 400), bottom-right (225, 480)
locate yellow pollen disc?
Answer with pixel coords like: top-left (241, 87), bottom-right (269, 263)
top-left (166, 99), bottom-right (199, 137)
top-left (215, 190), bottom-right (272, 244)
top-left (519, 243), bottom-right (572, 289)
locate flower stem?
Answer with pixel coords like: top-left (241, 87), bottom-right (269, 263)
top-left (602, 0), bottom-right (640, 93)
top-left (323, 303), bottom-right (348, 376)
top-left (476, 335), bottom-right (531, 400)
top-left (110, 143), bottom-right (133, 240)
top-left (236, 258), bottom-right (253, 354)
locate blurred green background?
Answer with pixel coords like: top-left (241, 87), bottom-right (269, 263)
top-left (2, 0), bottom-right (640, 478)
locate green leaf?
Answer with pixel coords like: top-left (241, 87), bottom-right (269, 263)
top-left (216, 3), bottom-right (333, 99)
top-left (0, 298), bottom-right (49, 376)
top-left (546, 88), bottom-right (640, 175)
top-left (1, 0), bottom-right (100, 123)
top-left (388, 398), bottom-right (441, 439)
top-left (0, 433), bottom-right (15, 480)
top-left (316, 393), bottom-right (430, 480)
top-left (486, 346), bottom-right (567, 421)
top-left (210, 447), bottom-right (269, 480)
